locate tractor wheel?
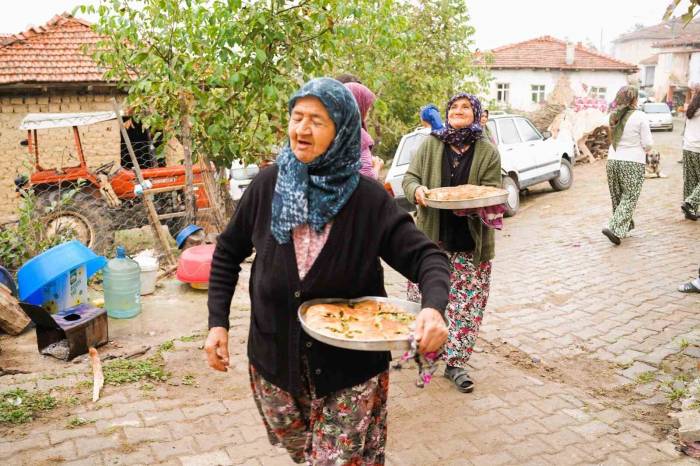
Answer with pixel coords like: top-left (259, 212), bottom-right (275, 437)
top-left (39, 190), bottom-right (114, 255)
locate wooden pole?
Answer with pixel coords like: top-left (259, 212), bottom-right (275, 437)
top-left (179, 95), bottom-right (196, 226)
top-left (111, 99), bottom-right (177, 268)
top-left (197, 153), bottom-right (227, 232)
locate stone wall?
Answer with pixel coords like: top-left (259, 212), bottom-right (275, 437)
top-left (0, 90), bottom-right (183, 218)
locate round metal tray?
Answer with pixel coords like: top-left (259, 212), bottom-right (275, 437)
top-left (425, 191), bottom-right (508, 210)
top-left (298, 296), bottom-right (420, 352)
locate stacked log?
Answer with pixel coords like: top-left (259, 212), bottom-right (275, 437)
top-left (580, 126), bottom-right (610, 163)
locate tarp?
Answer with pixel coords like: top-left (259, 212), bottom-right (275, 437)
top-left (19, 112), bottom-right (118, 130)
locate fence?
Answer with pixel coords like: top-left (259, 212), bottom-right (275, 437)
top-left (0, 139), bottom-right (226, 273)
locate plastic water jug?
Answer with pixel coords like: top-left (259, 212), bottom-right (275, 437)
top-left (104, 246), bottom-right (141, 319)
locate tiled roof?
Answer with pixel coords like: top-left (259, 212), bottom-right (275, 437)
top-left (0, 34), bottom-right (12, 46)
top-left (639, 54), bottom-right (659, 65)
top-left (653, 28), bottom-right (700, 48)
top-left (486, 36), bottom-right (637, 72)
top-left (614, 19), bottom-right (700, 43)
top-left (0, 13), bottom-right (112, 85)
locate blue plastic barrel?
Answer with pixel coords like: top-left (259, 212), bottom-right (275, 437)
top-left (104, 246), bottom-right (141, 319)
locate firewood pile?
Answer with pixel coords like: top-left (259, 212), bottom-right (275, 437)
top-left (523, 104), bottom-right (566, 133)
top-left (580, 126), bottom-right (611, 163)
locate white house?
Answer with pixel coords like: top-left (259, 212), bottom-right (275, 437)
top-left (649, 32), bottom-right (700, 107)
top-left (485, 36), bottom-right (637, 112)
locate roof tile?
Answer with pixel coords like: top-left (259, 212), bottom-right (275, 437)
top-left (486, 36), bottom-right (637, 72)
top-left (0, 12), bottom-right (111, 85)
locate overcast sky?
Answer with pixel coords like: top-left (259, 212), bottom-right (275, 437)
top-left (0, 0), bottom-right (692, 54)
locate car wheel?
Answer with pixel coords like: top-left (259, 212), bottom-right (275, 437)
top-left (549, 158), bottom-right (573, 191)
top-left (502, 175), bottom-right (519, 217)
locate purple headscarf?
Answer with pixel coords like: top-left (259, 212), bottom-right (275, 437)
top-left (432, 92), bottom-right (483, 152)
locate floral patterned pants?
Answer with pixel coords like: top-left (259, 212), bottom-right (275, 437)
top-left (407, 251), bottom-right (492, 369)
top-left (249, 364), bottom-right (389, 465)
top-left (606, 159), bottom-right (645, 238)
top-left (683, 149), bottom-right (700, 213)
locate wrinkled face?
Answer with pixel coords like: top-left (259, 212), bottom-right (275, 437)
top-left (288, 96), bottom-right (336, 164)
top-left (448, 98), bottom-right (474, 129)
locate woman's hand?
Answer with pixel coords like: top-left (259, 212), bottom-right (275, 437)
top-left (414, 308), bottom-right (448, 353)
top-left (415, 186), bottom-right (429, 207)
top-left (204, 327), bottom-right (230, 372)
top-left (371, 156), bottom-right (384, 174)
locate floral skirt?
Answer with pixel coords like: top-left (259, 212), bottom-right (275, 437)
top-left (249, 363), bottom-right (389, 465)
top-left (407, 251), bottom-right (492, 368)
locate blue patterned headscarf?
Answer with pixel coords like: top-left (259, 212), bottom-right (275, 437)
top-left (271, 78), bottom-right (361, 244)
top-left (432, 93), bottom-right (483, 152)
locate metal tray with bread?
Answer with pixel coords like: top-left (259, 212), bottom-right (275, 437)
top-left (424, 184), bottom-right (509, 210)
top-left (298, 296), bottom-right (420, 351)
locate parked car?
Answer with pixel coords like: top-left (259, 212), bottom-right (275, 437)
top-left (641, 102), bottom-right (674, 131)
top-left (385, 114), bottom-right (575, 216)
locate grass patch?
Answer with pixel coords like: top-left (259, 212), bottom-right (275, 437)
top-left (179, 333), bottom-right (203, 343)
top-left (668, 387), bottom-right (689, 402)
top-left (680, 338), bottom-right (690, 351)
top-left (0, 389), bottom-right (57, 425)
top-left (103, 356), bottom-right (168, 386)
top-left (182, 374), bottom-right (197, 386)
top-left (635, 371), bottom-right (656, 384)
top-left (158, 340), bottom-right (174, 353)
top-left (67, 416), bottom-right (95, 428)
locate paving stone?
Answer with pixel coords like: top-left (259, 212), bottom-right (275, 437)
top-left (621, 361), bottom-right (658, 380)
top-left (76, 433), bottom-right (121, 457)
top-left (102, 447), bottom-right (154, 465)
top-left (96, 412), bottom-right (142, 432)
top-left (0, 434), bottom-right (49, 459)
top-left (25, 439), bottom-right (77, 463)
top-left (183, 401), bottom-right (227, 419)
top-left (49, 426), bottom-right (98, 445)
top-left (124, 426), bottom-right (171, 444)
top-left (150, 436), bottom-right (198, 462)
top-left (227, 439), bottom-right (273, 461)
top-left (111, 400), bottom-right (157, 417)
top-left (569, 420), bottom-right (617, 440)
top-left (141, 407), bottom-right (185, 426)
top-left (470, 451), bottom-right (515, 466)
top-left (179, 450), bottom-right (234, 466)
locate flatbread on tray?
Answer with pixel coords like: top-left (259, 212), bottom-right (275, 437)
top-left (426, 184), bottom-right (508, 202)
top-left (303, 300), bottom-right (415, 341)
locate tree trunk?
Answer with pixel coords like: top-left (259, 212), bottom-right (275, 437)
top-left (179, 96), bottom-right (196, 226)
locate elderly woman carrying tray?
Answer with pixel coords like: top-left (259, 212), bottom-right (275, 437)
top-left (403, 93), bottom-right (502, 394)
top-left (205, 78), bottom-right (450, 465)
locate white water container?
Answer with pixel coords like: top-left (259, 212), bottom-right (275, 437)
top-left (133, 250), bottom-right (159, 295)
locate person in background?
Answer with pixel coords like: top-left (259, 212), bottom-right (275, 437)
top-left (420, 104), bottom-right (445, 131)
top-left (602, 86), bottom-right (653, 245)
top-left (681, 85), bottom-right (700, 221)
top-left (403, 93), bottom-right (501, 393)
top-left (205, 78), bottom-right (450, 465)
top-left (344, 82), bottom-right (383, 179)
top-left (678, 266), bottom-right (700, 293)
top-left (334, 73), bottom-right (363, 85)
top-left (480, 109), bottom-right (496, 144)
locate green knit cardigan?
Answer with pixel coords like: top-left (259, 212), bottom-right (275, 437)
top-left (402, 135), bottom-right (502, 264)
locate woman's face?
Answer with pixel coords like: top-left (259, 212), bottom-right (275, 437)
top-left (448, 98), bottom-right (474, 129)
top-left (480, 112), bottom-right (488, 126)
top-left (288, 96), bottom-right (336, 164)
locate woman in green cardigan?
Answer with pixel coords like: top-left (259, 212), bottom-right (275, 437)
top-left (403, 93), bottom-right (501, 393)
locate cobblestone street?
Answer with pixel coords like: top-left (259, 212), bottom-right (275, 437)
top-left (1, 124), bottom-right (698, 465)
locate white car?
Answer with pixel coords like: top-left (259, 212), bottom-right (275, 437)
top-left (642, 102), bottom-right (673, 131)
top-left (228, 160), bottom-right (259, 201)
top-left (385, 114), bottom-right (575, 216)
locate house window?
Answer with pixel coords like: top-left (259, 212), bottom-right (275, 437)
top-left (531, 85), bottom-right (545, 103)
top-left (496, 83), bottom-right (510, 103)
top-left (644, 66), bottom-right (655, 86)
top-left (590, 86), bottom-right (607, 99)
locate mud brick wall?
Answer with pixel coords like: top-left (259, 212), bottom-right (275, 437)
top-left (0, 91), bottom-right (183, 218)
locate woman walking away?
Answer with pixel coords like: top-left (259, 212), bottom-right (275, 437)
top-left (403, 93), bottom-right (501, 393)
top-left (602, 86), bottom-right (653, 245)
top-left (344, 82), bottom-right (383, 179)
top-left (681, 85), bottom-right (700, 221)
top-left (205, 78), bottom-right (449, 465)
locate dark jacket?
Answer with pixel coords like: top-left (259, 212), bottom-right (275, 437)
top-left (208, 165), bottom-right (450, 397)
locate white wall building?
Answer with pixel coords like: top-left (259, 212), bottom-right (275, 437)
top-left (485, 36), bottom-right (637, 112)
